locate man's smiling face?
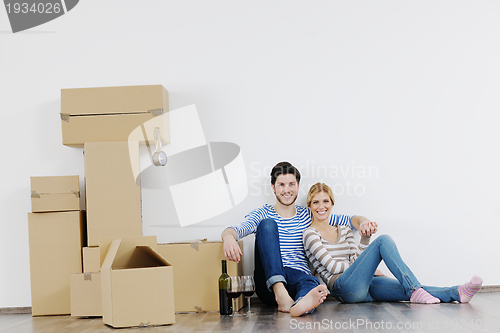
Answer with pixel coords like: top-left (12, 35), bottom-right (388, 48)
top-left (272, 174), bottom-right (299, 207)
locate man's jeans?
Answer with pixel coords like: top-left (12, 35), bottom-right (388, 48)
top-left (331, 235), bottom-right (461, 303)
top-left (254, 219), bottom-right (320, 306)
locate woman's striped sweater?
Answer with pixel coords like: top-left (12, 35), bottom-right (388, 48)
top-left (303, 225), bottom-right (371, 290)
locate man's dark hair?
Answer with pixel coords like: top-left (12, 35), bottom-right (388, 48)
top-left (270, 161), bottom-right (301, 185)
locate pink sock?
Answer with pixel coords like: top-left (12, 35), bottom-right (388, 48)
top-left (459, 275), bottom-right (483, 303)
top-left (410, 288), bottom-right (440, 304)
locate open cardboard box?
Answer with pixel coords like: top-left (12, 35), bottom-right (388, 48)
top-left (101, 237), bottom-right (175, 328)
top-left (61, 85), bottom-right (169, 147)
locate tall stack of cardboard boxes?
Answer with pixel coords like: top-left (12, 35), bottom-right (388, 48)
top-left (63, 85), bottom-right (176, 327)
top-left (28, 176), bottom-right (84, 316)
top-left (27, 85), bottom-right (244, 328)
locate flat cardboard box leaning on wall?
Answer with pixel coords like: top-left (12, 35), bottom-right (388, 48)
top-left (101, 237), bottom-right (175, 328)
top-left (30, 175), bottom-right (80, 212)
top-left (61, 85), bottom-right (170, 147)
top-left (157, 240), bottom-right (244, 313)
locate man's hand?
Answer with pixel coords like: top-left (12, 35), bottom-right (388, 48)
top-left (222, 228), bottom-right (242, 263)
top-left (359, 221), bottom-right (378, 237)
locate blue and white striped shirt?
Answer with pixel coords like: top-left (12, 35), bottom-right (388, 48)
top-left (230, 204), bottom-right (354, 275)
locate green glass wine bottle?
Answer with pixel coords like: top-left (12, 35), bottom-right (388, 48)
top-left (219, 260), bottom-right (232, 315)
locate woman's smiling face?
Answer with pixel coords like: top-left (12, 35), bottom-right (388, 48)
top-left (309, 191), bottom-right (333, 222)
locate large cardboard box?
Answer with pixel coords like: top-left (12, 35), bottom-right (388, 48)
top-left (157, 240), bottom-right (244, 313)
top-left (84, 141), bottom-right (142, 246)
top-left (101, 237), bottom-right (175, 328)
top-left (61, 85), bottom-right (169, 147)
top-left (83, 247), bottom-right (101, 273)
top-left (28, 211), bottom-right (84, 316)
top-left (30, 176), bottom-right (80, 212)
top-left (70, 273), bottom-right (102, 317)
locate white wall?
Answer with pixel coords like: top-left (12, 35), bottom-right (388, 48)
top-left (1, 1), bottom-right (499, 308)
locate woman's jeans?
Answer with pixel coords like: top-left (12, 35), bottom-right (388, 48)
top-left (254, 219), bottom-right (320, 306)
top-left (332, 235), bottom-right (461, 303)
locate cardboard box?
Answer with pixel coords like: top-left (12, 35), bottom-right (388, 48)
top-left (61, 85), bottom-right (170, 147)
top-left (30, 176), bottom-right (80, 212)
top-left (101, 237), bottom-right (175, 328)
top-left (83, 247), bottom-right (101, 273)
top-left (28, 211), bottom-right (84, 316)
top-left (157, 240), bottom-right (244, 313)
top-left (84, 141), bottom-right (142, 246)
top-left (70, 273), bottom-right (102, 317)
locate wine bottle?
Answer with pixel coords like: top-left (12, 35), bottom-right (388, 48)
top-left (219, 260), bottom-right (232, 315)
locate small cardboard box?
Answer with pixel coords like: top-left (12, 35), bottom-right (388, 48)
top-left (83, 247), bottom-right (101, 273)
top-left (157, 240), bottom-right (244, 313)
top-left (70, 273), bottom-right (102, 317)
top-left (84, 141), bottom-right (142, 246)
top-left (30, 176), bottom-right (80, 212)
top-left (101, 237), bottom-right (175, 328)
top-left (61, 85), bottom-right (170, 147)
top-left (28, 211), bottom-right (84, 316)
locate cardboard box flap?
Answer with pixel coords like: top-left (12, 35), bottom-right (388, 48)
top-left (102, 239), bottom-right (121, 272)
top-left (99, 236), bottom-right (157, 268)
top-left (136, 246), bottom-right (169, 266)
top-left (112, 246), bottom-right (168, 270)
top-left (60, 110), bottom-right (164, 122)
top-left (160, 238), bottom-right (208, 251)
top-left (31, 191), bottom-right (79, 198)
top-left (102, 238), bottom-right (169, 270)
top-left (30, 176), bottom-right (80, 195)
top-left (163, 238), bottom-right (208, 245)
top-left (61, 85), bottom-right (168, 117)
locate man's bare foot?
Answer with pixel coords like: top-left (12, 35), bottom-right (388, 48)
top-left (276, 293), bottom-right (294, 312)
top-left (273, 282), bottom-right (294, 313)
top-left (290, 285), bottom-right (328, 317)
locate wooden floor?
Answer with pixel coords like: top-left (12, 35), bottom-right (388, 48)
top-left (1, 292), bottom-right (500, 333)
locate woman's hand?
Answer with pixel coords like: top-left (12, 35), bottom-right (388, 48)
top-left (359, 221), bottom-right (378, 237)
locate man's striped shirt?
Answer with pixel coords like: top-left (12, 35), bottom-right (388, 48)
top-left (229, 204), bottom-right (354, 275)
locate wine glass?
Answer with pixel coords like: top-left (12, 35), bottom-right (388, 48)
top-left (227, 276), bottom-right (242, 316)
top-left (241, 276), bottom-right (256, 315)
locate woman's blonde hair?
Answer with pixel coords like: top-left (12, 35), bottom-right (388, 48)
top-left (306, 182), bottom-right (335, 207)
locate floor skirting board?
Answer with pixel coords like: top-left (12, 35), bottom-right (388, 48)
top-left (1, 286), bottom-right (499, 314)
top-left (478, 285), bottom-right (500, 293)
top-left (0, 307), bottom-right (31, 314)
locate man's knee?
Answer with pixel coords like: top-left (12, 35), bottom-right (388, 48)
top-left (293, 273), bottom-right (320, 289)
top-left (256, 218), bottom-right (277, 236)
top-left (304, 275), bottom-right (321, 288)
